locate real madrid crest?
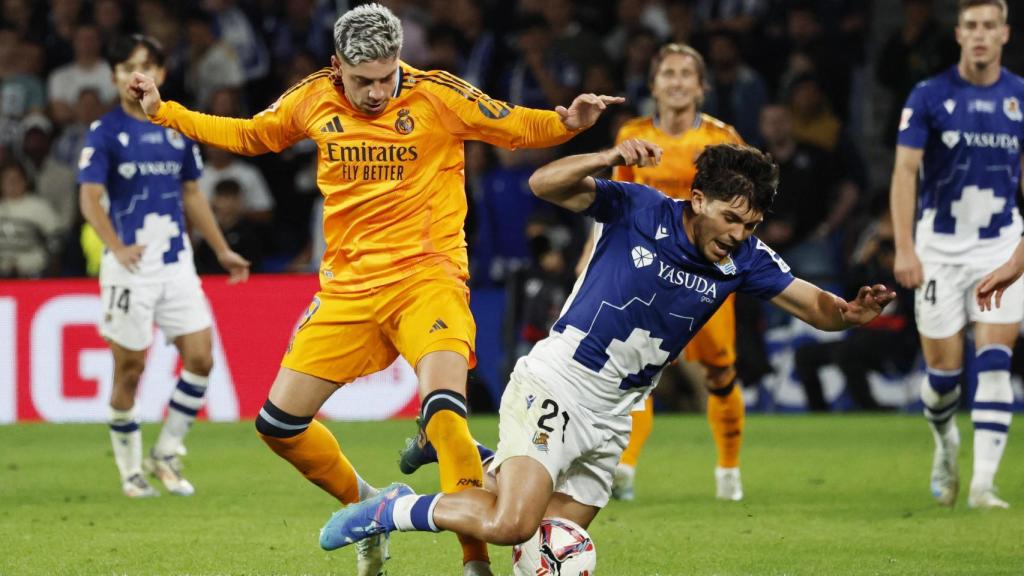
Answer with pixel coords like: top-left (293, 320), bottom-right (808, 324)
top-left (395, 108), bottom-right (415, 134)
top-left (1004, 97), bottom-right (1022, 122)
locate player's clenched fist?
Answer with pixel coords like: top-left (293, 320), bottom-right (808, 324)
top-left (128, 72), bottom-right (163, 117)
top-left (609, 138), bottom-right (662, 168)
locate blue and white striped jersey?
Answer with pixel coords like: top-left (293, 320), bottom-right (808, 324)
top-left (521, 179), bottom-right (794, 414)
top-left (898, 66), bottom-right (1024, 263)
top-left (78, 106), bottom-right (203, 281)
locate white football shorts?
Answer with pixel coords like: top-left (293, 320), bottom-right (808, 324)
top-left (915, 260), bottom-right (1024, 339)
top-left (490, 360), bottom-right (631, 509)
top-left (99, 269), bottom-right (212, 351)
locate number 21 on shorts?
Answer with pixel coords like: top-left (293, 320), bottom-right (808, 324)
top-left (532, 398), bottom-right (570, 453)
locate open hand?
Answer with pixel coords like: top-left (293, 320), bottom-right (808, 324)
top-left (557, 93), bottom-right (625, 131)
top-left (893, 248), bottom-right (923, 289)
top-left (217, 249), bottom-right (251, 284)
top-left (113, 244), bottom-right (146, 272)
top-left (836, 284), bottom-right (896, 326)
top-left (128, 72), bottom-right (163, 117)
top-left (976, 258), bottom-right (1024, 311)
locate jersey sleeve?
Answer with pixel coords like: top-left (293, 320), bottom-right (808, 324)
top-left (151, 75), bottom-right (314, 156)
top-left (896, 82), bottom-right (931, 149)
top-left (584, 178), bottom-right (666, 224)
top-left (77, 123), bottom-right (110, 185)
top-left (738, 238), bottom-right (796, 300)
top-left (422, 70), bottom-right (578, 149)
top-left (180, 137), bottom-right (204, 182)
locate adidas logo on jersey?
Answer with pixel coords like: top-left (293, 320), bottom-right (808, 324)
top-left (320, 116), bottom-right (344, 133)
top-left (429, 318), bottom-right (448, 333)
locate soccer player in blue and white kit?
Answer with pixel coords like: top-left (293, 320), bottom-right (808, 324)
top-left (78, 35), bottom-right (250, 498)
top-left (318, 141), bottom-right (894, 551)
top-left (890, 0), bottom-right (1023, 509)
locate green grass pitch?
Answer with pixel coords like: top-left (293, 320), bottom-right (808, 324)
top-left (1, 414), bottom-right (1022, 575)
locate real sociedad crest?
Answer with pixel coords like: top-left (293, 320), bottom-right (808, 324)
top-left (1004, 97), bottom-right (1022, 121)
top-left (715, 256), bottom-right (737, 275)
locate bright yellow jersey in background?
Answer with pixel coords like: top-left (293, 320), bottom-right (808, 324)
top-left (152, 63), bottom-right (578, 292)
top-left (612, 114), bottom-right (743, 199)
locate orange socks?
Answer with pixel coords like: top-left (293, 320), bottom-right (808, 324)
top-left (422, 391), bottom-right (489, 565)
top-left (620, 396), bottom-right (654, 468)
top-left (707, 381), bottom-right (744, 468)
top-left (258, 418), bottom-right (361, 505)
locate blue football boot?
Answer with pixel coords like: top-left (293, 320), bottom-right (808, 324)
top-left (320, 482), bottom-right (413, 551)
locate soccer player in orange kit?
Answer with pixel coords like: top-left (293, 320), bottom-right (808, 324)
top-left (127, 4), bottom-right (620, 576)
top-left (594, 44), bottom-right (748, 502)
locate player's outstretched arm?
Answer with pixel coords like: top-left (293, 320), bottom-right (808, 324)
top-left (79, 183), bottom-right (145, 272)
top-left (556, 94), bottom-right (626, 131)
top-left (529, 139), bottom-right (662, 212)
top-left (181, 181), bottom-right (250, 283)
top-left (128, 72), bottom-right (301, 156)
top-left (770, 278), bottom-right (896, 331)
top-left (890, 145), bottom-right (925, 289)
top-left (976, 239), bottom-right (1024, 311)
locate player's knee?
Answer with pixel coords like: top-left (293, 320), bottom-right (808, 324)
top-left (487, 515), bottom-right (537, 545)
top-left (117, 358), bottom-right (146, 387)
top-left (255, 399), bottom-right (313, 439)
top-left (183, 353), bottom-right (214, 377)
top-left (704, 365), bottom-right (736, 393)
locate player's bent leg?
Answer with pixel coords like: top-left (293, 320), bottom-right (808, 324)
top-left (705, 364), bottom-right (744, 501)
top-left (919, 334), bottom-right (965, 506)
top-left (107, 341), bottom-right (155, 497)
top-left (256, 367), bottom-right (373, 505)
top-left (416, 348), bottom-right (491, 569)
top-left (968, 323), bottom-right (1018, 509)
top-left (322, 455), bottom-right (554, 551)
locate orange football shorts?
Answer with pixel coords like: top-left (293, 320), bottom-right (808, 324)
top-left (281, 261), bottom-right (476, 383)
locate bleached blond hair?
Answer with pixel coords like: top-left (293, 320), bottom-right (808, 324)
top-left (334, 3), bottom-right (403, 65)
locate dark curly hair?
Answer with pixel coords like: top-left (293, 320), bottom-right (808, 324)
top-left (691, 144), bottom-right (779, 215)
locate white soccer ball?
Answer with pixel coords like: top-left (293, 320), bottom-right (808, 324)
top-left (512, 517), bottom-right (597, 576)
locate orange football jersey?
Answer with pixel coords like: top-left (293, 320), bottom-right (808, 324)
top-left (612, 114), bottom-right (743, 199)
top-left (151, 63), bottom-right (578, 292)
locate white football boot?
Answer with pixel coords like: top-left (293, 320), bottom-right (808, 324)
top-left (968, 485), bottom-right (1009, 510)
top-left (929, 428), bottom-right (960, 507)
top-left (144, 449), bottom-right (195, 496)
top-left (355, 532), bottom-right (389, 576)
top-left (122, 472), bottom-right (159, 498)
top-left (715, 466), bottom-right (743, 501)
top-left (611, 463), bottom-right (636, 502)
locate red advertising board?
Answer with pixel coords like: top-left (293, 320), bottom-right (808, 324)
top-left (0, 275), bottom-right (420, 423)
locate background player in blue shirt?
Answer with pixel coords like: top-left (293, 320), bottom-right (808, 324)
top-left (890, 0), bottom-right (1022, 509)
top-left (78, 35), bottom-right (249, 498)
top-left (318, 142), bottom-right (895, 555)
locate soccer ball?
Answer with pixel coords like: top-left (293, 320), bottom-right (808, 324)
top-left (512, 517), bottom-right (596, 576)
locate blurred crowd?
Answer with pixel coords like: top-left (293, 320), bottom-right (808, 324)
top-left (0, 0), bottom-right (1022, 401)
